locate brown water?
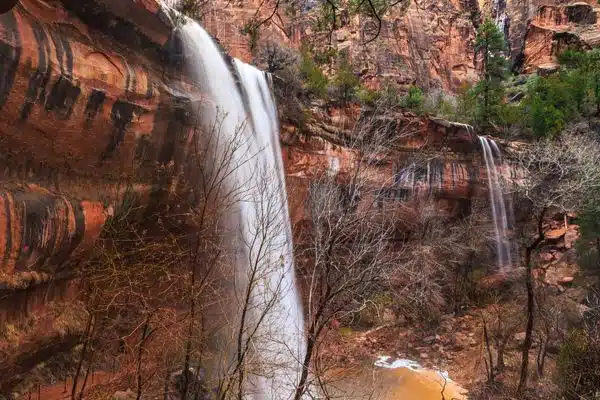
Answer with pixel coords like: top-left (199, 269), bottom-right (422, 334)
top-left (329, 358), bottom-right (467, 400)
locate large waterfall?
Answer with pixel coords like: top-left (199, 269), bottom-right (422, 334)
top-left (479, 136), bottom-right (513, 271)
top-left (174, 16), bottom-right (305, 399)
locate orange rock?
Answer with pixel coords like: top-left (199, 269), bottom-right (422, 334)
top-left (545, 227), bottom-right (567, 240)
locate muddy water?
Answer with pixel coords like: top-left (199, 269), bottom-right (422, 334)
top-left (330, 357), bottom-right (467, 400)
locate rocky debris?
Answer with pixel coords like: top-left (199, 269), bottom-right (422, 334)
top-left (544, 261), bottom-right (579, 286)
top-left (423, 335), bottom-right (438, 344)
top-left (540, 220), bottom-right (581, 287)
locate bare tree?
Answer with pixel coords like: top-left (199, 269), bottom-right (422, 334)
top-left (291, 109), bottom-right (404, 399)
top-left (510, 126), bottom-right (600, 394)
top-left (254, 41), bottom-right (299, 74)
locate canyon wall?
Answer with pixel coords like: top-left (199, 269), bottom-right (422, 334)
top-left (0, 0), bottom-right (491, 315)
top-left (204, 0), bottom-right (480, 91)
top-left (206, 0), bottom-right (600, 85)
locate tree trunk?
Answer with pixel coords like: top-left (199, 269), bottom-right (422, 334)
top-left (595, 238), bottom-right (600, 268)
top-left (482, 315), bottom-right (494, 383)
top-left (71, 314), bottom-right (94, 400)
top-left (78, 353), bottom-right (94, 400)
top-left (496, 339), bottom-right (507, 372)
top-left (294, 332), bottom-right (316, 400)
top-left (164, 364), bottom-right (170, 400)
top-left (517, 208), bottom-right (546, 394)
top-left (536, 336), bottom-right (548, 377)
top-left (183, 261), bottom-right (197, 399)
top-left (137, 316), bottom-right (153, 400)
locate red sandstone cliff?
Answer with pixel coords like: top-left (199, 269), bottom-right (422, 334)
top-left (0, 0), bottom-right (494, 290)
top-left (0, 0), bottom-right (537, 393)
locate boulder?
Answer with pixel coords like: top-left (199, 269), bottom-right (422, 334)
top-left (559, 276), bottom-right (575, 284)
top-left (545, 262), bottom-right (579, 286)
top-left (113, 389), bottom-right (135, 400)
top-left (537, 63), bottom-right (560, 76)
top-left (564, 228), bottom-right (580, 249)
top-left (545, 227), bottom-right (567, 240)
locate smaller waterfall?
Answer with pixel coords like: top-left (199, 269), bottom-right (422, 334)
top-left (479, 136), bottom-right (513, 271)
top-left (395, 160), bottom-right (444, 198)
top-left (491, 0), bottom-right (509, 48)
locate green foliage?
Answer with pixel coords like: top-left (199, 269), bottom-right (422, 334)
top-left (355, 86), bottom-right (380, 105)
top-left (401, 86), bottom-right (424, 109)
top-left (473, 18), bottom-right (508, 129)
top-left (313, 47), bottom-right (339, 67)
top-left (524, 75), bottom-right (576, 138)
top-left (576, 199), bottom-right (600, 271)
top-left (453, 84), bottom-right (477, 124)
top-left (299, 46), bottom-right (329, 98)
top-left (523, 48), bottom-right (600, 138)
top-left (333, 53), bottom-right (360, 102)
top-left (557, 329), bottom-right (600, 399)
top-left (376, 81), bottom-right (403, 108)
top-left (349, 0), bottom-right (388, 17)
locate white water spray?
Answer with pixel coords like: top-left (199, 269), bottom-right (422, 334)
top-left (175, 17), bottom-right (305, 399)
top-left (478, 136), bottom-right (513, 271)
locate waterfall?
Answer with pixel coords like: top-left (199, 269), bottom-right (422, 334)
top-left (478, 136), bottom-right (513, 271)
top-left (174, 16), bottom-right (305, 399)
top-left (491, 0), bottom-right (509, 46)
top-left (394, 159), bottom-right (444, 197)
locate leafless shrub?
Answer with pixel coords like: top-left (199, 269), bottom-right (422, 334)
top-left (292, 107), bottom-right (402, 399)
top-left (254, 41), bottom-right (299, 74)
top-left (510, 126), bottom-right (600, 393)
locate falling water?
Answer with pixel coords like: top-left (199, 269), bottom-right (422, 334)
top-left (491, 0), bottom-right (510, 46)
top-left (172, 14), bottom-right (305, 399)
top-left (478, 136), bottom-right (513, 270)
top-left (394, 159), bottom-right (445, 197)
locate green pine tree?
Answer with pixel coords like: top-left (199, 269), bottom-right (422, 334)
top-left (333, 53), bottom-right (360, 103)
top-left (474, 18), bottom-right (507, 129)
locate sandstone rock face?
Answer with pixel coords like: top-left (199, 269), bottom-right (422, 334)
top-left (522, 1), bottom-right (600, 72)
top-left (199, 0), bottom-right (600, 87)
top-left (0, 0), bottom-right (192, 296)
top-left (206, 0), bottom-right (479, 91)
top-left (0, 0), bottom-right (510, 326)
